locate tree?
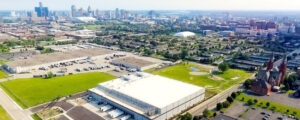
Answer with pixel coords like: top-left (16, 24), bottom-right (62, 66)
top-left (247, 99), bottom-right (254, 105)
top-left (284, 73), bottom-right (299, 90)
top-left (216, 103), bottom-right (223, 111)
top-left (222, 101), bottom-right (230, 108)
top-left (177, 113), bottom-right (193, 120)
top-left (218, 62), bottom-right (229, 72)
top-left (181, 48), bottom-right (189, 59)
top-left (227, 96), bottom-right (234, 103)
top-left (243, 79), bottom-right (253, 89)
top-left (231, 92), bottom-right (237, 99)
top-left (203, 109), bottom-right (212, 118)
top-left (213, 112), bottom-right (217, 117)
top-left (193, 115), bottom-right (202, 120)
top-left (266, 102), bottom-right (270, 107)
top-left (45, 72), bottom-right (54, 79)
top-left (253, 99), bottom-right (258, 104)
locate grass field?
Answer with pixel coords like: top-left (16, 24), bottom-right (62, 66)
top-left (0, 70), bottom-right (7, 79)
top-left (0, 59), bottom-right (11, 65)
top-left (31, 114), bottom-right (42, 120)
top-left (236, 93), bottom-right (300, 118)
top-left (146, 62), bottom-right (253, 97)
top-left (0, 105), bottom-right (12, 120)
top-left (0, 72), bottom-right (116, 108)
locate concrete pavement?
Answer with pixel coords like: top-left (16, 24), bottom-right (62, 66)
top-left (0, 88), bottom-right (33, 120)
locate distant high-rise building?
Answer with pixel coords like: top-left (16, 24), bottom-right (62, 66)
top-left (295, 25), bottom-right (300, 34)
top-left (115, 8), bottom-right (120, 19)
top-left (87, 6), bottom-right (92, 13)
top-left (95, 9), bottom-right (100, 17)
top-left (34, 2), bottom-right (49, 17)
top-left (71, 5), bottom-right (77, 17)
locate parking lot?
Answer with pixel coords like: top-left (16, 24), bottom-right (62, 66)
top-left (6, 55), bottom-right (115, 79)
top-left (2, 50), bottom-right (162, 80)
top-left (81, 96), bottom-right (132, 120)
top-left (244, 108), bottom-right (295, 120)
top-left (224, 101), bottom-right (296, 120)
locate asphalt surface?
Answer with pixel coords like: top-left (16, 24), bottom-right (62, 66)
top-left (0, 88), bottom-right (33, 120)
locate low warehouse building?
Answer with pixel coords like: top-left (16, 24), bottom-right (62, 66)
top-left (111, 57), bottom-right (159, 71)
top-left (89, 72), bottom-right (205, 120)
top-left (3, 48), bottom-right (115, 73)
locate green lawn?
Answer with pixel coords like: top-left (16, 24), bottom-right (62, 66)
top-left (146, 62), bottom-right (253, 96)
top-left (0, 70), bottom-right (7, 79)
top-left (237, 93), bottom-right (300, 118)
top-left (0, 72), bottom-right (116, 108)
top-left (0, 59), bottom-right (11, 65)
top-left (0, 105), bottom-right (12, 120)
top-left (31, 114), bottom-right (42, 120)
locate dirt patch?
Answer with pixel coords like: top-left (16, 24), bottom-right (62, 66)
top-left (231, 76), bottom-right (240, 80)
top-left (204, 85), bottom-right (213, 88)
top-left (209, 75), bottom-right (224, 81)
top-left (36, 107), bottom-right (63, 120)
top-left (189, 72), bottom-right (208, 75)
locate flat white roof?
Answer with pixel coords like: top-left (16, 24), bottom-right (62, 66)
top-left (96, 72), bottom-right (204, 109)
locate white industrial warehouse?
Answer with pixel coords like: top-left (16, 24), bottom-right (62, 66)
top-left (89, 72), bottom-right (205, 120)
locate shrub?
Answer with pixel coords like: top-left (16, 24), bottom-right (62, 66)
top-left (222, 101), bottom-right (230, 108)
top-left (227, 96), bottom-right (234, 103)
top-left (203, 109), bottom-right (212, 118)
top-left (231, 92), bottom-right (237, 99)
top-left (216, 103), bottom-right (223, 111)
top-left (266, 102), bottom-right (270, 107)
top-left (193, 115), bottom-right (202, 120)
top-left (177, 113), bottom-right (193, 120)
top-left (253, 99), bottom-right (258, 103)
top-left (247, 99), bottom-right (254, 105)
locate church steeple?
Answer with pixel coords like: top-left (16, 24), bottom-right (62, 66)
top-left (266, 53), bottom-right (274, 71)
top-left (278, 54), bottom-right (287, 86)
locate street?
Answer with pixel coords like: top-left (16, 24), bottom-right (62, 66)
top-left (0, 88), bottom-right (33, 120)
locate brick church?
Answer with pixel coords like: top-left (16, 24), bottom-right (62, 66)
top-left (250, 54), bottom-right (287, 96)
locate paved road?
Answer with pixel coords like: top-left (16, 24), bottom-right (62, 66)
top-left (0, 88), bottom-right (33, 120)
top-left (187, 83), bottom-right (243, 116)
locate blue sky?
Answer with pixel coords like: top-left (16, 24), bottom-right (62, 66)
top-left (1, 0), bottom-right (300, 11)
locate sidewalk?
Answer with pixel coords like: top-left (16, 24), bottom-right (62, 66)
top-left (0, 88), bottom-right (33, 120)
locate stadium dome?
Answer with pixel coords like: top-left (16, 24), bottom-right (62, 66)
top-left (174, 31), bottom-right (196, 37)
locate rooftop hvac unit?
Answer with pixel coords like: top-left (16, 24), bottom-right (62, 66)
top-left (121, 75), bottom-right (130, 81)
top-left (136, 72), bottom-right (144, 77)
top-left (146, 108), bottom-right (157, 116)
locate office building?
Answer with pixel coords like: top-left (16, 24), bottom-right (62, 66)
top-left (34, 2), bottom-right (49, 17)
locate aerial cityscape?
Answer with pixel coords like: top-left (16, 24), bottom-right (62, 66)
top-left (0, 0), bottom-right (300, 120)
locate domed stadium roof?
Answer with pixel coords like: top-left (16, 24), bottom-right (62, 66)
top-left (174, 31), bottom-right (195, 37)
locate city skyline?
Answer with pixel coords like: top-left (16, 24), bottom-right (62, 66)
top-left (1, 0), bottom-right (300, 11)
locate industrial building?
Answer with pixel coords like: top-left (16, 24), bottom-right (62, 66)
top-left (110, 57), bottom-right (159, 71)
top-left (89, 72), bottom-right (205, 120)
top-left (3, 48), bottom-right (115, 73)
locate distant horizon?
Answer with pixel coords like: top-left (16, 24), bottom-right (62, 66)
top-left (2, 9), bottom-right (300, 12)
top-left (1, 0), bottom-right (300, 11)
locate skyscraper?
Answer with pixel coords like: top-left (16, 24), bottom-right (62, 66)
top-left (71, 5), bottom-right (77, 17)
top-left (34, 2), bottom-right (49, 17)
top-left (115, 8), bottom-right (120, 19)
